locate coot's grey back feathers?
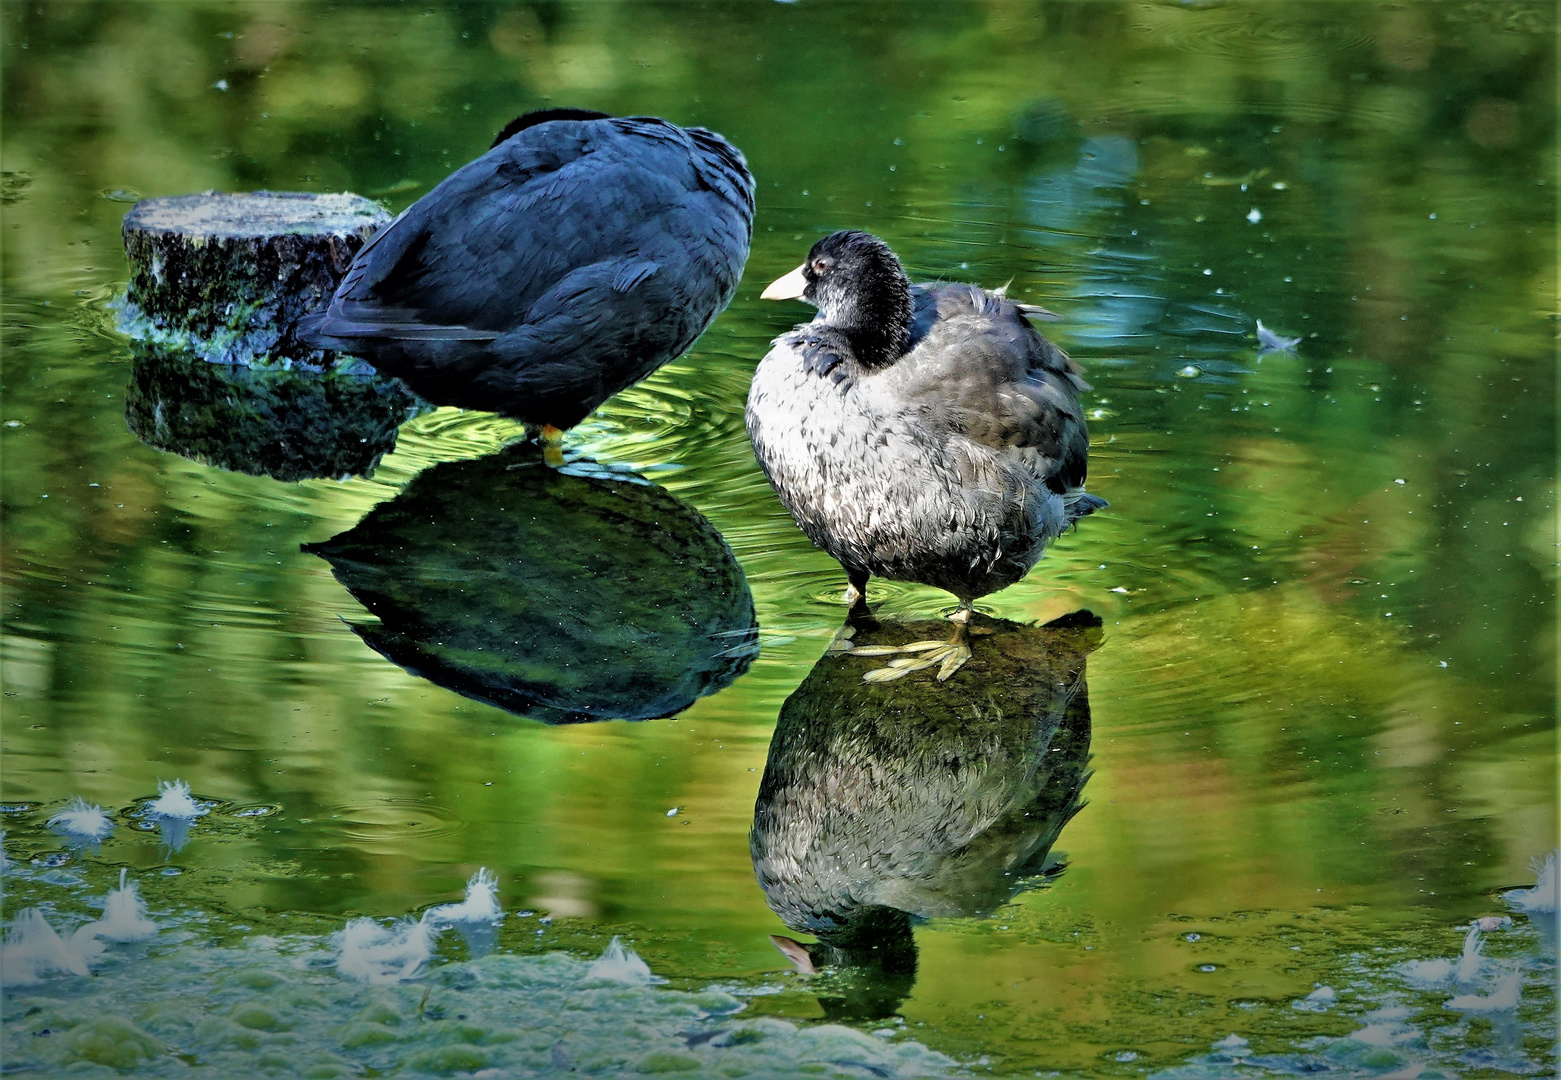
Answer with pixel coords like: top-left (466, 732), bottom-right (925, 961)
top-left (303, 113), bottom-right (754, 428)
top-left (899, 283), bottom-right (1091, 495)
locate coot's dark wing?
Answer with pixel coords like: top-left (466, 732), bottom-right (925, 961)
top-left (310, 117), bottom-right (749, 344)
top-left (902, 284), bottom-right (1092, 493)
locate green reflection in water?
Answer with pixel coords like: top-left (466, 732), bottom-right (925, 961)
top-left (1, 1), bottom-right (1554, 1076)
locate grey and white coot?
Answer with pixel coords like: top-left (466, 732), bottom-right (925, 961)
top-left (300, 108), bottom-right (754, 462)
top-left (746, 230), bottom-right (1106, 680)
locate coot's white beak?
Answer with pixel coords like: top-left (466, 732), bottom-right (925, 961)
top-left (761, 265), bottom-right (808, 301)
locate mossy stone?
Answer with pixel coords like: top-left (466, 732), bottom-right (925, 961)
top-left (119, 191), bottom-right (390, 366)
top-left (339, 1021), bottom-right (400, 1048)
top-left (230, 1003), bottom-right (293, 1032)
top-left (59, 1015), bottom-right (161, 1069)
top-left (404, 1043), bottom-right (490, 1074)
top-left (634, 1051), bottom-right (702, 1073)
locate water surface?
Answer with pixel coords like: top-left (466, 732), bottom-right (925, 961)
top-left (2, 2), bottom-right (1555, 1076)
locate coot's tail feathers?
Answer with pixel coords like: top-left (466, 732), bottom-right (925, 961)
top-left (295, 309), bottom-right (500, 346)
top-left (1064, 491), bottom-right (1108, 524)
top-left (1015, 301), bottom-right (1063, 321)
top-left (293, 311), bottom-right (334, 349)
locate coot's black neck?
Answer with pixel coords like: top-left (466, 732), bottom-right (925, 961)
top-left (825, 275), bottom-right (911, 369)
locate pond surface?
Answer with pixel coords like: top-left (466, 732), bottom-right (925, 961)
top-left (1, 2), bottom-right (1556, 1077)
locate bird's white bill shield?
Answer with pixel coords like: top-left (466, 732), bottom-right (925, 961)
top-left (761, 265), bottom-right (809, 301)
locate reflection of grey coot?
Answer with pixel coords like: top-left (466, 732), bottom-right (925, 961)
top-left (124, 345), bottom-right (426, 481)
top-left (750, 611), bottom-right (1097, 1018)
top-left (299, 109), bottom-right (754, 437)
top-left (304, 444), bottom-right (757, 724)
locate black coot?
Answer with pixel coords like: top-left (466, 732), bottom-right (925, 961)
top-left (746, 231), bottom-right (1105, 680)
top-left (301, 108), bottom-right (754, 458)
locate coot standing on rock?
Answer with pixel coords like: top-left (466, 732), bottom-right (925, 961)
top-left (300, 108), bottom-right (754, 463)
top-left (747, 231), bottom-right (1106, 681)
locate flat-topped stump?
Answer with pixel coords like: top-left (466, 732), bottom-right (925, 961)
top-left (119, 191), bottom-right (391, 367)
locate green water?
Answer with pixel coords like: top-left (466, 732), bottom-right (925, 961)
top-left (1, 2), bottom-right (1556, 1077)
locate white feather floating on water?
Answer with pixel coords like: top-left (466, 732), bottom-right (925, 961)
top-left (47, 798), bottom-right (115, 842)
top-left (1398, 956), bottom-right (1454, 989)
top-left (87, 868), bottom-right (158, 942)
top-left (335, 917), bottom-right (441, 985)
top-left (1504, 851), bottom-right (1558, 914)
top-left (585, 936), bottom-right (660, 986)
top-left (424, 868), bottom-right (502, 925)
top-left (1454, 925), bottom-right (1486, 984)
top-left (0, 909), bottom-right (96, 985)
top-left (1256, 320), bottom-right (1301, 352)
top-left (1445, 968), bottom-right (1523, 1012)
top-left (147, 779), bottom-right (206, 820)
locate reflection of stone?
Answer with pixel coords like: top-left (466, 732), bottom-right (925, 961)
top-left (305, 444), bottom-right (758, 724)
top-left (124, 345), bottom-right (426, 481)
top-left (751, 612), bottom-right (1098, 1018)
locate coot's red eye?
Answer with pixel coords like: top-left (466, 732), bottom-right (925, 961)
top-left (812, 259), bottom-right (828, 273)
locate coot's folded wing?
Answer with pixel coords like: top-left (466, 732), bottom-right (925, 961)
top-left (312, 119), bottom-right (695, 342)
top-left (901, 286), bottom-right (1092, 493)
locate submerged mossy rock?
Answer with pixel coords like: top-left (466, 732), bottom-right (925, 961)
top-left (119, 191), bottom-right (390, 366)
top-left (750, 612), bottom-right (1098, 1019)
top-left (305, 444), bottom-right (759, 724)
top-left (125, 345), bottom-right (428, 481)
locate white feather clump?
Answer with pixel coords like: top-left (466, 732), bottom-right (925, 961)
top-left (585, 936), bottom-right (660, 986)
top-left (1445, 969), bottom-right (1523, 1012)
top-left (425, 868), bottom-right (502, 925)
top-left (147, 780), bottom-right (206, 820)
top-left (47, 798), bottom-right (115, 842)
top-left (1504, 851), bottom-right (1558, 914)
top-left (0, 909), bottom-right (100, 985)
top-left (335, 917), bottom-right (441, 985)
top-left (87, 869), bottom-right (158, 942)
top-left (1454, 925), bottom-right (1487, 984)
top-left (1398, 956), bottom-right (1454, 989)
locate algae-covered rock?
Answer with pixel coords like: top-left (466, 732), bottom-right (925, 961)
top-left (119, 191), bottom-right (390, 366)
top-left (124, 344), bottom-right (427, 481)
top-left (305, 444), bottom-right (758, 724)
top-left (404, 1043), bottom-right (489, 1074)
top-left (59, 1015), bottom-right (162, 1069)
top-left (750, 611), bottom-right (1099, 1018)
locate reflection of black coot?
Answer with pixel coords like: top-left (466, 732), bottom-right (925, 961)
top-left (751, 611), bottom-right (1097, 1019)
top-left (124, 345), bottom-right (425, 481)
top-left (305, 444), bottom-right (758, 724)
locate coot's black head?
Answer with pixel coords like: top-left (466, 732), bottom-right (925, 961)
top-left (763, 230), bottom-right (912, 367)
top-left (490, 107), bottom-right (611, 148)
